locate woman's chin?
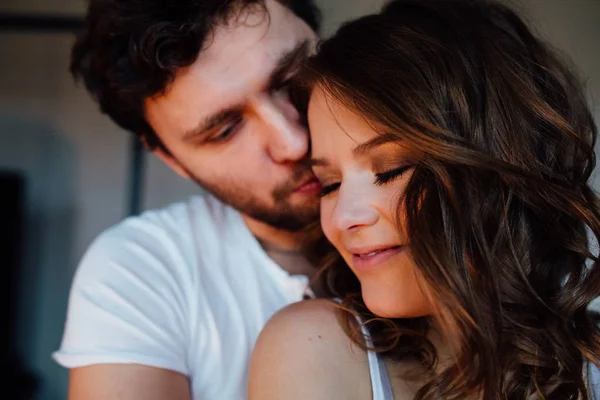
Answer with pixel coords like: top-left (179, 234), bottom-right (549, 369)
top-left (361, 284), bottom-right (431, 319)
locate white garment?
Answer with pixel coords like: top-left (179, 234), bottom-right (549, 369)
top-left (53, 195), bottom-right (310, 400)
top-left (364, 336), bottom-right (600, 400)
top-left (361, 323), bottom-right (395, 400)
top-left (347, 307), bottom-right (394, 400)
top-left (591, 362), bottom-right (600, 399)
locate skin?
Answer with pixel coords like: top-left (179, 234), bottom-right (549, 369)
top-left (310, 87), bottom-right (431, 319)
top-left (145, 0), bottom-right (320, 249)
top-left (249, 87), bottom-right (434, 399)
top-left (70, 1), bottom-right (318, 399)
top-left (69, 365), bottom-right (190, 400)
top-left (249, 299), bottom-right (374, 400)
top-left (249, 299), bottom-right (430, 400)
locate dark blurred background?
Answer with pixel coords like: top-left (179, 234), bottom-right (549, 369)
top-left (0, 0), bottom-right (598, 399)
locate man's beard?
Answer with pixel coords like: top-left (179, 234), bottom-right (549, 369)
top-left (187, 167), bottom-right (319, 232)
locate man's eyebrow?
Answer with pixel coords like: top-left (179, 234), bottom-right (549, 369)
top-left (352, 133), bottom-right (399, 156)
top-left (181, 41), bottom-right (311, 142)
top-left (267, 40), bottom-right (311, 90)
top-left (182, 108), bottom-right (242, 142)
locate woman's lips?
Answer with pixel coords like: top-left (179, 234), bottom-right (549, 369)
top-left (350, 245), bottom-right (404, 271)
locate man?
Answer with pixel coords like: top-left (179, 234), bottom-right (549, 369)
top-left (53, 1), bottom-right (321, 399)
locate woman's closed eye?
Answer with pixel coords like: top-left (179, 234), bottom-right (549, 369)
top-left (318, 165), bottom-right (412, 198)
top-left (319, 182), bottom-right (340, 198)
top-left (374, 165), bottom-right (412, 185)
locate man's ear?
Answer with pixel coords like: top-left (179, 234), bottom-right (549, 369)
top-left (154, 149), bottom-right (191, 180)
top-left (141, 137), bottom-right (191, 180)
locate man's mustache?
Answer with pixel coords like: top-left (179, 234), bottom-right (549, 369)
top-left (272, 161), bottom-right (314, 201)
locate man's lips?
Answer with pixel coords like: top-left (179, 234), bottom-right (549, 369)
top-left (293, 176), bottom-right (322, 195)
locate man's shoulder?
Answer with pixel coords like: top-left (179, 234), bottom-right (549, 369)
top-left (54, 197), bottom-right (225, 377)
top-left (76, 194), bottom-right (240, 285)
top-left (97, 194), bottom-right (237, 250)
top-left (118, 194), bottom-right (233, 233)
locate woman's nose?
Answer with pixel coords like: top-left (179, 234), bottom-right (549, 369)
top-left (332, 188), bottom-right (379, 232)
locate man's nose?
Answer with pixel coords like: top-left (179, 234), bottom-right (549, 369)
top-left (253, 93), bottom-right (309, 164)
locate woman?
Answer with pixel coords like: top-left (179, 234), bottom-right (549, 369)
top-left (249, 0), bottom-right (600, 398)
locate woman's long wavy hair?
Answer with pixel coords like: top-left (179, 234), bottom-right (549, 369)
top-left (303, 0), bottom-right (600, 398)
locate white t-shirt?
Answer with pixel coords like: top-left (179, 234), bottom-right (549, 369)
top-left (53, 195), bottom-right (311, 399)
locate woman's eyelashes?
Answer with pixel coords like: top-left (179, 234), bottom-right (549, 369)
top-left (318, 165), bottom-right (411, 197)
top-left (374, 165), bottom-right (411, 185)
top-left (319, 182), bottom-right (340, 198)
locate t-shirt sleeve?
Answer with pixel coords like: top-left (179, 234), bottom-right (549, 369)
top-left (53, 219), bottom-right (193, 375)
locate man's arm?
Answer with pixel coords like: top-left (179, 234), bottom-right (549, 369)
top-left (69, 364), bottom-right (190, 400)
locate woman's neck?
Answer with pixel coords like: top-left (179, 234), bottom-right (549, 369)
top-left (384, 326), bottom-right (456, 398)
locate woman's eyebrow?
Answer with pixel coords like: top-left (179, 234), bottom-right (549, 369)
top-left (352, 133), bottom-right (398, 156)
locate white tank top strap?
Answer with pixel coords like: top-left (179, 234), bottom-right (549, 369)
top-left (590, 362), bottom-right (600, 399)
top-left (359, 319), bottom-right (395, 400)
top-left (333, 299), bottom-right (394, 399)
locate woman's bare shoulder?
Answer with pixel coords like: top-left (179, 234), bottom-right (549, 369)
top-left (261, 299), bottom-right (355, 340)
top-left (248, 299), bottom-right (372, 400)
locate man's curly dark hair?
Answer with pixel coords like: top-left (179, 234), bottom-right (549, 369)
top-left (71, 0), bottom-right (320, 150)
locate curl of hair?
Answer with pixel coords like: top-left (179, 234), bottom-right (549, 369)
top-left (304, 0), bottom-right (600, 398)
top-left (70, 0), bottom-right (320, 150)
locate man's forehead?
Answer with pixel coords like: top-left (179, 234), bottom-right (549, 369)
top-left (195, 0), bottom-right (305, 73)
top-left (145, 0), bottom-right (315, 139)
